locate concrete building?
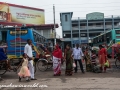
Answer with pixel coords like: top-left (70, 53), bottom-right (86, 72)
top-left (60, 12), bottom-right (120, 48)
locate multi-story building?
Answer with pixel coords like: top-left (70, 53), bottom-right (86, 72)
top-left (60, 12), bottom-right (120, 48)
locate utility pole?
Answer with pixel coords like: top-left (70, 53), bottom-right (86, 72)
top-left (103, 17), bottom-right (106, 46)
top-left (53, 4), bottom-right (56, 45)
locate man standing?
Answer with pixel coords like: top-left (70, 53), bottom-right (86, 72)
top-left (72, 44), bottom-right (84, 73)
top-left (24, 39), bottom-right (37, 80)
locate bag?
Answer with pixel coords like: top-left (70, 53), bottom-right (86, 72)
top-left (104, 60), bottom-right (111, 68)
top-left (61, 61), bottom-right (66, 70)
top-left (93, 65), bottom-right (102, 73)
top-left (73, 62), bottom-right (76, 68)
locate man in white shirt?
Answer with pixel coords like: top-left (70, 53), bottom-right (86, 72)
top-left (72, 44), bottom-right (84, 73)
top-left (24, 39), bottom-right (37, 80)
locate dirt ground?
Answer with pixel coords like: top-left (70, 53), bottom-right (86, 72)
top-left (0, 59), bottom-right (120, 90)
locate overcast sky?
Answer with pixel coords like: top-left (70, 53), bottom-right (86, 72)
top-left (1, 0), bottom-right (120, 38)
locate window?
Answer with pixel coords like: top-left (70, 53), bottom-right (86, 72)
top-left (105, 22), bottom-right (112, 25)
top-left (1, 31), bottom-right (7, 43)
top-left (65, 15), bottom-right (68, 21)
top-left (80, 33), bottom-right (87, 37)
top-left (116, 36), bottom-right (120, 39)
top-left (88, 23), bottom-right (93, 26)
top-left (102, 35), bottom-right (104, 42)
top-left (64, 34), bottom-right (71, 38)
top-left (80, 24), bottom-right (86, 26)
top-left (106, 32), bottom-right (111, 43)
top-left (114, 22), bottom-right (118, 25)
top-left (72, 34), bottom-right (79, 38)
top-left (116, 30), bottom-right (120, 34)
top-left (96, 23), bottom-right (101, 25)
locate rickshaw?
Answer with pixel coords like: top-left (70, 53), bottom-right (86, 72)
top-left (0, 46), bottom-right (17, 75)
top-left (0, 44), bottom-right (53, 75)
top-left (33, 44), bottom-right (53, 72)
top-left (112, 43), bottom-right (120, 69)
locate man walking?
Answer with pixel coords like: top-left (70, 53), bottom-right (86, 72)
top-left (72, 44), bottom-right (84, 73)
top-left (24, 39), bottom-right (37, 80)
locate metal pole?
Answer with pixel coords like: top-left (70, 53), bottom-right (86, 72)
top-left (53, 4), bottom-right (56, 45)
top-left (87, 18), bottom-right (89, 45)
top-left (78, 17), bottom-right (81, 44)
top-left (20, 27), bottom-right (21, 57)
top-left (104, 17), bottom-right (106, 44)
top-left (15, 27), bottom-right (16, 56)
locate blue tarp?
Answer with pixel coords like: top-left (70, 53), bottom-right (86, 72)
top-left (0, 48), bottom-right (7, 61)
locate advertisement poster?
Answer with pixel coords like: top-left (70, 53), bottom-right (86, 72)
top-left (0, 2), bottom-right (45, 25)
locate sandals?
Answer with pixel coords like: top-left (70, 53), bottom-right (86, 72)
top-left (19, 77), bottom-right (21, 82)
top-left (31, 78), bottom-right (37, 80)
top-left (26, 79), bottom-right (30, 82)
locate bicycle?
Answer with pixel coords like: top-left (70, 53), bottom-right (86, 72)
top-left (0, 59), bottom-right (18, 75)
top-left (0, 61), bottom-right (7, 75)
top-left (115, 56), bottom-right (120, 69)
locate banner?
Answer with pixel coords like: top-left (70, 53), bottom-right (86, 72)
top-left (0, 2), bottom-right (45, 25)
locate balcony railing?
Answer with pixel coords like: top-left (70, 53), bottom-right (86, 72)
top-left (72, 26), bottom-right (104, 30)
top-left (72, 25), bottom-right (119, 30)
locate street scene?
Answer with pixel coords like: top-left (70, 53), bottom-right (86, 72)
top-left (1, 0), bottom-right (120, 90)
top-left (1, 59), bottom-right (120, 90)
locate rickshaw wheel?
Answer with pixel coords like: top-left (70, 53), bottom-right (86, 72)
top-left (47, 61), bottom-right (53, 69)
top-left (37, 59), bottom-right (48, 72)
top-left (0, 61), bottom-right (7, 75)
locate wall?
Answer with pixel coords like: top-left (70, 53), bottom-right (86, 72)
top-left (60, 13), bottom-right (72, 31)
top-left (36, 29), bottom-right (52, 39)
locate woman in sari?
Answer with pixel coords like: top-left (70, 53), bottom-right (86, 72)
top-left (64, 44), bottom-right (73, 76)
top-left (84, 48), bottom-right (92, 72)
top-left (52, 44), bottom-right (62, 76)
top-left (98, 45), bottom-right (107, 73)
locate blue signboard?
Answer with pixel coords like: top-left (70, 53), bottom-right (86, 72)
top-left (72, 40), bottom-right (88, 44)
top-left (81, 40), bottom-right (88, 43)
top-left (0, 31), bottom-right (2, 41)
top-left (72, 40), bottom-right (79, 44)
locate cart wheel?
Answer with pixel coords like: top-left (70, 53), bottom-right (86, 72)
top-left (115, 58), bottom-right (120, 69)
top-left (0, 62), bottom-right (7, 75)
top-left (13, 68), bottom-right (17, 72)
top-left (37, 59), bottom-right (48, 72)
top-left (47, 62), bottom-right (53, 69)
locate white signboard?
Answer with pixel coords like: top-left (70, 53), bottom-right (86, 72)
top-left (86, 12), bottom-right (104, 20)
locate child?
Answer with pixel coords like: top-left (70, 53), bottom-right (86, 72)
top-left (17, 53), bottom-right (30, 82)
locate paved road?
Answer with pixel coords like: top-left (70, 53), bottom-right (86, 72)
top-left (0, 59), bottom-right (120, 90)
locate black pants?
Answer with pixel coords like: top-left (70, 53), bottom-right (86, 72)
top-left (74, 59), bottom-right (84, 72)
